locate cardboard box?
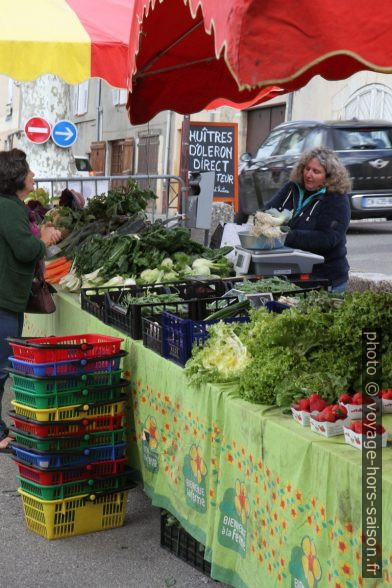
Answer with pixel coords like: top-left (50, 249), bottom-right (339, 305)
top-left (309, 416), bottom-right (350, 437)
top-left (343, 426), bottom-right (388, 450)
top-left (291, 407), bottom-right (319, 426)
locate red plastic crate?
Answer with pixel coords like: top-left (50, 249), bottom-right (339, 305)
top-left (12, 457), bottom-right (129, 485)
top-left (7, 334), bottom-right (123, 363)
top-left (9, 412), bottom-right (125, 437)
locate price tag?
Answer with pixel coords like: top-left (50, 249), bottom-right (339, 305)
top-left (245, 292), bottom-right (274, 308)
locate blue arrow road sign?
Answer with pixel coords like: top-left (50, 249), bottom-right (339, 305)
top-left (52, 119), bottom-right (78, 148)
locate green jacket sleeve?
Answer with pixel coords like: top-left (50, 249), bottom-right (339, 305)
top-left (0, 199), bottom-right (46, 262)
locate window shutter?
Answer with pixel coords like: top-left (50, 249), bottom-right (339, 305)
top-left (90, 141), bottom-right (106, 175)
top-left (122, 139), bottom-right (134, 174)
top-left (137, 135), bottom-right (159, 192)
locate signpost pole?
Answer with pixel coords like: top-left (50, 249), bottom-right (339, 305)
top-left (179, 115), bottom-right (190, 214)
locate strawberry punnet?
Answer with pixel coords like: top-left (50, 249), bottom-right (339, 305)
top-left (317, 404), bottom-right (348, 423)
top-left (350, 419), bottom-right (385, 435)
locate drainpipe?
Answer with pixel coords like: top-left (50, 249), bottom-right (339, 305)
top-left (96, 79), bottom-right (103, 141)
top-left (163, 110), bottom-right (173, 212)
top-left (286, 92), bottom-right (294, 122)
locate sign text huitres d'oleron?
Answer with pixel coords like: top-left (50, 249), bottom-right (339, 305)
top-left (188, 122), bottom-right (238, 210)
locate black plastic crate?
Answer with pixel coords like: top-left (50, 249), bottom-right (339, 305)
top-left (142, 316), bottom-right (163, 356)
top-left (106, 291), bottom-right (243, 340)
top-left (80, 288), bottom-right (107, 323)
top-left (106, 293), bottom-right (200, 340)
top-left (160, 510), bottom-right (211, 576)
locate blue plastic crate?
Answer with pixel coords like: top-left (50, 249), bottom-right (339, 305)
top-left (161, 311), bottom-right (249, 367)
top-left (265, 300), bottom-right (291, 314)
top-left (8, 351), bottom-right (127, 377)
top-left (10, 442), bottom-right (126, 469)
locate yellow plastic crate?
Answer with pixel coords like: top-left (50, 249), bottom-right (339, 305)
top-left (11, 399), bottom-right (127, 422)
top-left (18, 488), bottom-right (128, 539)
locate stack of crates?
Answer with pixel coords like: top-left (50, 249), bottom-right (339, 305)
top-left (7, 334), bottom-right (134, 540)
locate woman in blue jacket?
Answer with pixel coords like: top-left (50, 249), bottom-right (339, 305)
top-left (265, 147), bottom-right (351, 291)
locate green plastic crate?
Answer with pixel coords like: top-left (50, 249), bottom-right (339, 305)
top-left (11, 379), bottom-right (127, 409)
top-left (7, 369), bottom-right (123, 395)
top-left (10, 427), bottom-right (126, 452)
top-left (17, 469), bottom-right (135, 500)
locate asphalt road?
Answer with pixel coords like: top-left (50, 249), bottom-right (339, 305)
top-left (347, 220), bottom-right (392, 276)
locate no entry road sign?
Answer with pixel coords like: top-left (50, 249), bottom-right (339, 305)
top-left (24, 117), bottom-right (51, 144)
top-left (52, 120), bottom-right (78, 148)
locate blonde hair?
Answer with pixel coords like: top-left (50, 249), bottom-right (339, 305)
top-left (290, 147), bottom-right (352, 194)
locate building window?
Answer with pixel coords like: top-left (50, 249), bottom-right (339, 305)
top-left (112, 89), bottom-right (128, 106)
top-left (5, 78), bottom-right (13, 119)
top-left (74, 81), bottom-right (89, 116)
top-left (344, 84), bottom-right (392, 120)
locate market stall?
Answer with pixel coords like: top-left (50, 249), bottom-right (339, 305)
top-left (23, 291), bottom-right (392, 588)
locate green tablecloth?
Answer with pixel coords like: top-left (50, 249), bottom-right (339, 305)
top-left (23, 291), bottom-right (392, 588)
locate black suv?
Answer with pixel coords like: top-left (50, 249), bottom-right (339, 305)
top-left (238, 119), bottom-right (392, 221)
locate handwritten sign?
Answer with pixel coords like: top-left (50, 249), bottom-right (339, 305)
top-left (187, 121), bottom-right (238, 210)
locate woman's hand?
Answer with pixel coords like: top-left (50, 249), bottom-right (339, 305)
top-left (40, 224), bottom-right (62, 246)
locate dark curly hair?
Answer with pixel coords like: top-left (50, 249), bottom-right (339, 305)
top-left (0, 148), bottom-right (30, 195)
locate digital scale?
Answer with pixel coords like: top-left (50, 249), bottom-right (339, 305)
top-left (233, 245), bottom-right (325, 276)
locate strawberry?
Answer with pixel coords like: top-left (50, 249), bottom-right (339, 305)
top-left (352, 421), bottom-right (363, 434)
top-left (382, 389), bottom-right (392, 400)
top-left (297, 398), bottom-right (311, 412)
top-left (319, 406), bottom-right (336, 422)
top-left (332, 404), bottom-right (347, 420)
top-left (292, 404), bottom-right (300, 411)
top-left (352, 392), bottom-right (364, 405)
top-left (309, 393), bottom-right (328, 412)
top-left (339, 393), bottom-right (352, 404)
top-left (375, 424), bottom-right (385, 435)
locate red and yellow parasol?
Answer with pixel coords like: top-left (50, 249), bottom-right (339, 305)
top-left (0, 0), bottom-right (132, 88)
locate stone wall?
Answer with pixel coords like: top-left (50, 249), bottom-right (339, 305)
top-left (348, 272), bottom-right (392, 293)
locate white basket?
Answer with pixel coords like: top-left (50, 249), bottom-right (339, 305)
top-left (291, 407), bottom-right (319, 426)
top-left (343, 426), bottom-right (388, 450)
top-left (339, 401), bottom-right (381, 420)
top-left (309, 416), bottom-right (350, 437)
top-left (382, 398), bottom-right (392, 413)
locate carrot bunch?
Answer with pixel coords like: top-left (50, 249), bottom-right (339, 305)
top-left (44, 257), bottom-right (73, 284)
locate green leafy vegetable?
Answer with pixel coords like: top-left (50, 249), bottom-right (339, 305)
top-left (185, 322), bottom-right (251, 387)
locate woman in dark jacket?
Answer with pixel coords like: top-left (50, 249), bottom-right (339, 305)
top-left (265, 147), bottom-right (351, 291)
top-left (0, 149), bottom-right (61, 450)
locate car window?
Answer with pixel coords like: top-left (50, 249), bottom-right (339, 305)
top-left (274, 128), bottom-right (310, 156)
top-left (333, 128), bottom-right (392, 150)
top-left (305, 128), bottom-right (327, 149)
top-left (255, 129), bottom-right (286, 159)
